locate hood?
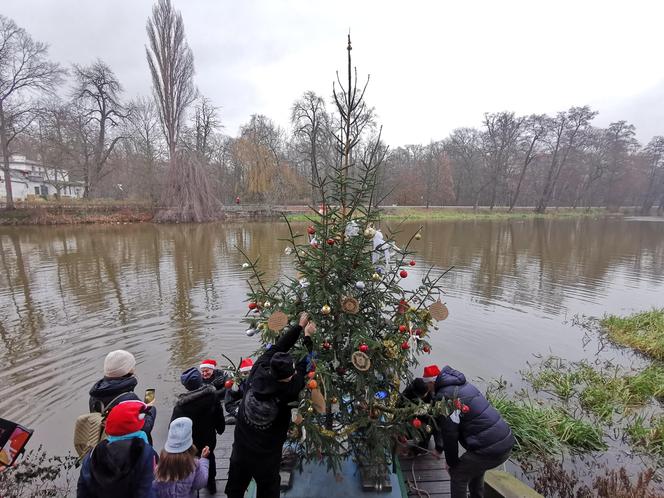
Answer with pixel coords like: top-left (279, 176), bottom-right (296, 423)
top-left (435, 366), bottom-right (466, 389)
top-left (89, 438), bottom-right (145, 487)
top-left (89, 375), bottom-right (138, 398)
top-left (176, 385), bottom-right (217, 414)
top-left (249, 363), bottom-right (280, 396)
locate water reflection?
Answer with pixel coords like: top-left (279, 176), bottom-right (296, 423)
top-left (0, 217), bottom-right (662, 451)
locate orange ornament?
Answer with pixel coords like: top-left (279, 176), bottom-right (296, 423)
top-left (307, 379), bottom-right (318, 389)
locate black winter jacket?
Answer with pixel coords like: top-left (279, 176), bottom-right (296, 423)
top-left (435, 366), bottom-right (514, 467)
top-left (234, 324), bottom-right (313, 455)
top-left (224, 381), bottom-right (247, 418)
top-left (171, 385), bottom-right (225, 451)
top-left (77, 437), bottom-right (157, 498)
top-left (88, 376), bottom-right (156, 437)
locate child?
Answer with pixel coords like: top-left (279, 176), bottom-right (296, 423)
top-left (153, 418), bottom-right (210, 498)
top-left (77, 400), bottom-right (158, 498)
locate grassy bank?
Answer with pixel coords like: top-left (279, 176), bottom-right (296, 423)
top-left (600, 309), bottom-right (664, 360)
top-left (0, 206), bottom-right (154, 225)
top-left (286, 207), bottom-right (610, 222)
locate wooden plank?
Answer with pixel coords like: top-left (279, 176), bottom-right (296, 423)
top-left (399, 455), bottom-right (445, 471)
top-left (401, 468), bottom-right (450, 482)
top-left (405, 480), bottom-right (451, 495)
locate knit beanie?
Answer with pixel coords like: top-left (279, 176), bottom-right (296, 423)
top-left (164, 417), bottom-right (193, 453)
top-left (105, 400), bottom-right (146, 436)
top-left (270, 352), bottom-right (295, 380)
top-left (104, 350), bottom-right (136, 378)
top-left (181, 367), bottom-right (203, 391)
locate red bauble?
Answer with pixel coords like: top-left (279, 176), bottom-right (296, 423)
top-left (399, 324), bottom-right (407, 333)
top-left (401, 341), bottom-right (410, 350)
top-left (359, 344), bottom-right (369, 353)
top-left (461, 404), bottom-right (470, 414)
top-left (322, 341), bottom-right (332, 350)
top-left (454, 399), bottom-right (462, 410)
top-left (326, 238), bottom-right (335, 246)
top-left (307, 371), bottom-right (316, 379)
top-left (307, 226), bottom-right (316, 235)
top-left (248, 302), bottom-right (257, 310)
top-left (397, 435), bottom-right (408, 444)
top-left (411, 418), bottom-right (422, 429)
top-left (423, 345), bottom-right (431, 353)
top-left (399, 270), bottom-right (408, 278)
top-left (409, 260), bottom-right (416, 266)
top-left (414, 328), bottom-right (422, 337)
top-left (224, 379), bottom-right (234, 389)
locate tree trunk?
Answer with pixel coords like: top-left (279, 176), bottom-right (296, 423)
top-left (0, 103), bottom-right (15, 209)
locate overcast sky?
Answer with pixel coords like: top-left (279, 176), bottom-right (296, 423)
top-left (3, 0), bottom-right (664, 146)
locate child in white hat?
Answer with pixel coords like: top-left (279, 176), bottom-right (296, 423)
top-left (153, 417), bottom-right (210, 498)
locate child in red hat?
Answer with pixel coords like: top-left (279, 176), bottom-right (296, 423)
top-left (397, 365), bottom-right (441, 457)
top-left (223, 357), bottom-right (254, 423)
top-left (77, 400), bottom-right (158, 497)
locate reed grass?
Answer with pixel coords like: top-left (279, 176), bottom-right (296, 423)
top-left (600, 309), bottom-right (664, 360)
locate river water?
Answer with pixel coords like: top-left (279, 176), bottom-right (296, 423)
top-left (1, 217), bottom-right (663, 465)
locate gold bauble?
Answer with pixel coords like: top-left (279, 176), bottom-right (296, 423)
top-left (415, 233), bottom-right (422, 240)
top-left (307, 406), bottom-right (314, 413)
top-left (321, 304), bottom-right (331, 315)
top-left (364, 227), bottom-right (376, 238)
top-left (372, 273), bottom-right (381, 282)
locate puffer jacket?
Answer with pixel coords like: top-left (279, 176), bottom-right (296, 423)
top-left (77, 437), bottom-right (157, 498)
top-left (89, 376), bottom-right (156, 438)
top-left (152, 458), bottom-right (209, 498)
top-left (435, 366), bottom-right (515, 466)
top-left (171, 385), bottom-right (224, 451)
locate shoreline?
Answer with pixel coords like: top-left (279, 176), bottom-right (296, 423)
top-left (0, 203), bottom-right (640, 226)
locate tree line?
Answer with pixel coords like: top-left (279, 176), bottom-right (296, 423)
top-left (1, 3), bottom-right (663, 217)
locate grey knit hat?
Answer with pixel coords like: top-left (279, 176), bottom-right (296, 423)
top-left (165, 417), bottom-right (193, 453)
top-left (104, 350), bottom-right (136, 378)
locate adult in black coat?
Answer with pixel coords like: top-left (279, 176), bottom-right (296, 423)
top-left (434, 366), bottom-right (515, 498)
top-left (171, 367), bottom-right (225, 494)
top-left (88, 350), bottom-right (157, 442)
top-left (225, 312), bottom-right (316, 498)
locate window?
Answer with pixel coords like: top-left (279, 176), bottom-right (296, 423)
top-left (40, 185), bottom-right (48, 197)
top-left (34, 187), bottom-right (40, 195)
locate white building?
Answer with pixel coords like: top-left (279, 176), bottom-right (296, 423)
top-left (0, 155), bottom-right (84, 201)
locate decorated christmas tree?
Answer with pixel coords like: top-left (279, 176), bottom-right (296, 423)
top-left (237, 36), bottom-right (452, 487)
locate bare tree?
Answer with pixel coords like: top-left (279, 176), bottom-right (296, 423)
top-left (146, 0), bottom-right (196, 163)
top-left (603, 120), bottom-right (638, 208)
top-left (509, 114), bottom-right (548, 211)
top-left (482, 111), bottom-right (523, 209)
top-left (535, 106), bottom-right (597, 213)
top-left (146, 0), bottom-right (217, 221)
top-left (0, 15), bottom-right (63, 208)
top-left (72, 60), bottom-right (127, 196)
top-left (190, 95), bottom-right (220, 160)
top-left (447, 127), bottom-right (482, 205)
top-left (640, 136), bottom-right (664, 215)
top-left (127, 96), bottom-right (164, 202)
top-left (36, 100), bottom-right (76, 197)
top-left (291, 90), bottom-right (330, 203)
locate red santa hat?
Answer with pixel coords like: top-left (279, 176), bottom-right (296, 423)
top-left (199, 359), bottom-right (217, 370)
top-left (422, 365), bottom-right (441, 383)
top-left (105, 400), bottom-right (147, 436)
top-left (239, 358), bottom-right (254, 373)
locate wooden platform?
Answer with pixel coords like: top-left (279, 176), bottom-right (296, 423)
top-left (201, 429), bottom-right (451, 497)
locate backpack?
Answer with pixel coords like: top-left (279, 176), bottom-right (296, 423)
top-left (240, 388), bottom-right (280, 430)
top-left (73, 393), bottom-right (125, 458)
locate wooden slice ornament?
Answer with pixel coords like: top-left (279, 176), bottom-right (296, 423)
top-left (429, 299), bottom-right (449, 321)
top-left (267, 311), bottom-right (289, 332)
top-left (310, 387), bottom-right (327, 414)
top-left (351, 351), bottom-right (371, 371)
top-left (340, 296), bottom-right (360, 314)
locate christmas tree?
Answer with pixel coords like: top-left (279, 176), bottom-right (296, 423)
top-left (238, 36), bottom-right (452, 486)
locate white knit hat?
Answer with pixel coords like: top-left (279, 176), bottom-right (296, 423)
top-left (165, 417), bottom-right (193, 453)
top-left (104, 350), bottom-right (136, 378)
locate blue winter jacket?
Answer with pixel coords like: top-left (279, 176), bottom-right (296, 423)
top-left (434, 366), bottom-right (514, 467)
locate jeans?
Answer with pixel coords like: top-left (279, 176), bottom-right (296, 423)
top-left (449, 450), bottom-right (511, 498)
top-left (225, 445), bottom-right (282, 498)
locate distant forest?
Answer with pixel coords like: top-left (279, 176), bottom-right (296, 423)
top-left (1, 4), bottom-right (663, 215)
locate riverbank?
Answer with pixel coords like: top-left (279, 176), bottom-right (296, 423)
top-left (1, 202), bottom-right (627, 225)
